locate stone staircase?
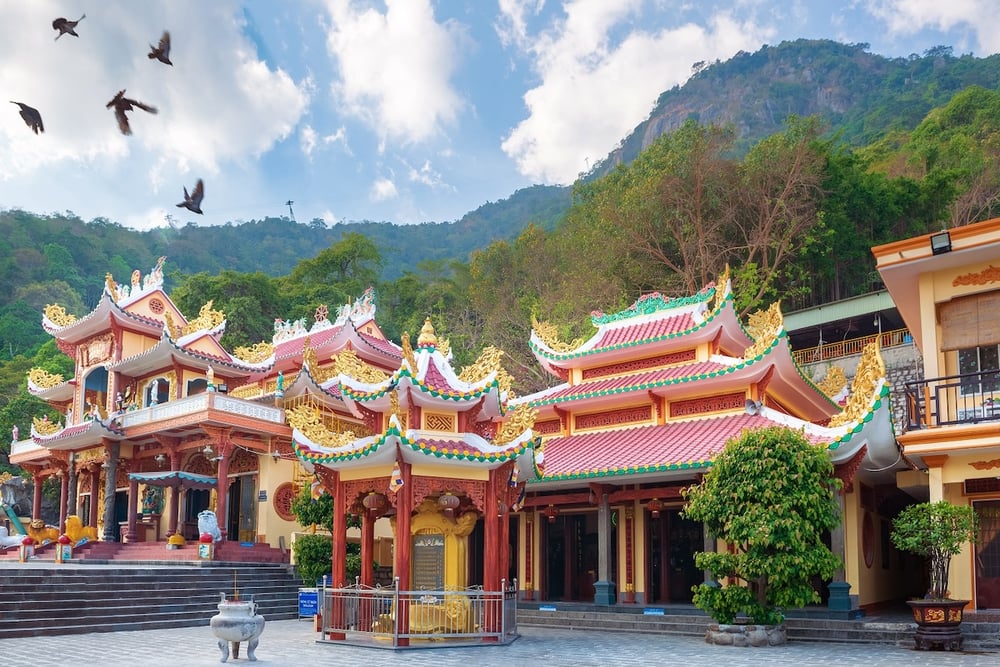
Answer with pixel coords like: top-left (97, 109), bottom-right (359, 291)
top-left (516, 604), bottom-right (1000, 652)
top-left (1, 539), bottom-right (289, 563)
top-left (0, 563), bottom-right (305, 639)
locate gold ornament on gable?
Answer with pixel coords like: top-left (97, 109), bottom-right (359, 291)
top-left (401, 332), bottom-right (417, 370)
top-left (44, 304), bottom-right (77, 327)
top-left (32, 416), bottom-right (62, 435)
top-left (181, 300), bottom-right (225, 335)
top-left (232, 341), bottom-right (275, 364)
top-left (495, 404), bottom-right (538, 445)
top-left (532, 317), bottom-right (583, 353)
top-left (162, 311), bottom-right (182, 339)
top-left (815, 366), bottom-right (848, 398)
top-left (330, 349), bottom-right (388, 384)
top-left (711, 265), bottom-right (731, 312)
top-left (828, 342), bottom-right (885, 428)
top-left (29, 367), bottom-right (65, 389)
top-left (459, 346), bottom-right (515, 397)
top-left (285, 404), bottom-right (358, 448)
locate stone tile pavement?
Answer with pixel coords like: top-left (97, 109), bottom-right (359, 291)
top-left (2, 620), bottom-right (999, 666)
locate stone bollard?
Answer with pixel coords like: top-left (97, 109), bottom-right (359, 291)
top-left (55, 534), bottom-right (72, 563)
top-left (18, 536), bottom-right (35, 562)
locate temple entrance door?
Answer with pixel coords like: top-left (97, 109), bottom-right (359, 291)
top-left (647, 508), bottom-right (702, 603)
top-left (508, 515), bottom-right (519, 587)
top-left (227, 475), bottom-right (257, 543)
top-left (113, 490), bottom-right (128, 542)
top-left (974, 499), bottom-right (1000, 608)
top-left (468, 520), bottom-right (484, 587)
top-left (542, 513), bottom-right (596, 601)
top-left (184, 489), bottom-right (211, 539)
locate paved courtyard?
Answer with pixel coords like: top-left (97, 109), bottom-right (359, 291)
top-left (2, 619), bottom-right (998, 666)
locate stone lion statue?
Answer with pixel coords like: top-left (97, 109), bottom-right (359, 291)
top-left (198, 509), bottom-right (222, 543)
top-left (27, 519), bottom-right (59, 544)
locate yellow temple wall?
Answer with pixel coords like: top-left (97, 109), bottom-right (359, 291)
top-left (256, 457), bottom-right (299, 547)
top-left (119, 329), bottom-right (157, 360)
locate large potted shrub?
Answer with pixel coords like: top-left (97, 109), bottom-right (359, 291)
top-left (682, 426), bottom-right (841, 647)
top-left (890, 500), bottom-right (978, 651)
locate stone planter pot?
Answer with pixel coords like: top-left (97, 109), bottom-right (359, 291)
top-left (210, 593), bottom-right (266, 663)
top-left (705, 622), bottom-right (787, 647)
top-left (907, 599), bottom-right (968, 651)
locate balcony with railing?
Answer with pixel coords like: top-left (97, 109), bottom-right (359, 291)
top-left (119, 392), bottom-right (285, 429)
top-left (902, 369), bottom-right (1000, 432)
top-left (792, 327), bottom-right (913, 365)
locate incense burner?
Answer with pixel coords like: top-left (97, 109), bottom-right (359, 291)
top-left (209, 592), bottom-right (265, 662)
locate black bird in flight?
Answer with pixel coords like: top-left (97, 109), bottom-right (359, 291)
top-left (10, 101), bottom-right (44, 134)
top-left (177, 178), bottom-right (205, 215)
top-left (106, 90), bottom-right (157, 135)
top-left (148, 31), bottom-right (172, 65)
top-left (53, 15), bottom-right (85, 40)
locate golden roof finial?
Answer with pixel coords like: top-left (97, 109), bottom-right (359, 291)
top-left (417, 317), bottom-right (437, 348)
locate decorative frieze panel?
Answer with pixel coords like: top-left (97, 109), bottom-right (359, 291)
top-left (533, 418), bottom-right (562, 435)
top-left (582, 349), bottom-right (696, 380)
top-left (79, 333), bottom-right (114, 368)
top-left (228, 446), bottom-right (259, 475)
top-left (424, 412), bottom-right (456, 432)
top-left (411, 476), bottom-right (486, 515)
top-left (668, 392), bottom-right (745, 418)
top-left (575, 405), bottom-right (652, 430)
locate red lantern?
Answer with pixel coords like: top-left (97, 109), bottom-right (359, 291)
top-left (646, 498), bottom-right (663, 519)
top-left (543, 504), bottom-right (560, 523)
top-left (438, 492), bottom-right (461, 518)
top-left (362, 492), bottom-right (388, 516)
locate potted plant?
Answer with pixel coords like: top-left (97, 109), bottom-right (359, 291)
top-left (890, 500), bottom-right (978, 651)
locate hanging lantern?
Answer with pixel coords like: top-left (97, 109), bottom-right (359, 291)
top-left (543, 504), bottom-right (560, 523)
top-left (438, 492), bottom-right (461, 518)
top-left (646, 498), bottom-right (663, 519)
top-left (362, 491), bottom-right (388, 516)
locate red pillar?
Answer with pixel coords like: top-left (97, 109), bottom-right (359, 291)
top-left (524, 516), bottom-right (534, 600)
top-left (59, 472), bottom-right (69, 532)
top-left (393, 461), bottom-right (412, 647)
top-left (483, 469), bottom-right (501, 638)
top-left (361, 511), bottom-right (375, 586)
top-left (167, 450), bottom-right (180, 536)
top-left (213, 435), bottom-right (231, 541)
top-left (328, 470), bottom-right (347, 640)
top-left (125, 476), bottom-right (139, 542)
top-left (32, 472), bottom-right (43, 520)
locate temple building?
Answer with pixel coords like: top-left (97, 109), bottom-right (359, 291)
top-left (9, 258), bottom-right (920, 618)
top-left (873, 217), bottom-right (1000, 609)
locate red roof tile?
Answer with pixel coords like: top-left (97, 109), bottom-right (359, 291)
top-left (593, 312), bottom-right (698, 348)
top-left (539, 413), bottom-right (827, 479)
top-left (530, 361), bottom-right (731, 405)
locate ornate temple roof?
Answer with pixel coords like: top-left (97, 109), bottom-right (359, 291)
top-left (10, 417), bottom-right (126, 464)
top-left (107, 325), bottom-right (255, 378)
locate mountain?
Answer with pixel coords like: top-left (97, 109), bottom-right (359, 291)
top-left (595, 39), bottom-right (1000, 175)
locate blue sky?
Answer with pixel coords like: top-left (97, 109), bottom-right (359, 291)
top-left (1, 1), bottom-right (997, 231)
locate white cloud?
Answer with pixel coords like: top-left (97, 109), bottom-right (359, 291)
top-left (0, 1), bottom-right (309, 223)
top-left (301, 125), bottom-right (318, 158)
top-left (499, 3), bottom-right (774, 184)
top-left (369, 176), bottom-right (398, 202)
top-left (322, 0), bottom-right (466, 145)
top-left (863, 0), bottom-right (1000, 53)
top-left (321, 209), bottom-right (338, 224)
top-left (494, 0), bottom-right (545, 48)
top-left (406, 159), bottom-right (452, 191)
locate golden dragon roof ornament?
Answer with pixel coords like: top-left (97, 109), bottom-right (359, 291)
top-left (181, 300), bottom-right (225, 336)
top-left (32, 416), bottom-right (61, 436)
top-left (401, 332), bottom-right (417, 370)
top-left (828, 342), bottom-right (886, 428)
top-left (815, 366), bottom-right (848, 399)
top-left (28, 368), bottom-right (65, 389)
top-left (495, 404), bottom-right (538, 445)
top-left (44, 304), bottom-right (76, 327)
top-left (286, 404), bottom-right (357, 448)
top-left (459, 346), bottom-right (515, 397)
top-left (232, 341), bottom-right (275, 364)
top-left (711, 264), bottom-right (731, 313)
top-left (743, 301), bottom-right (783, 361)
top-left (532, 316), bottom-right (583, 353)
top-left (330, 349), bottom-right (388, 384)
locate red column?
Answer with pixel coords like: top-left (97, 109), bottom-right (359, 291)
top-left (59, 472), bottom-right (69, 532)
top-left (125, 476), bottom-right (139, 542)
top-left (624, 506), bottom-right (636, 603)
top-left (483, 470), bottom-right (501, 638)
top-left (32, 472), bottom-right (43, 520)
top-left (361, 511), bottom-right (375, 586)
top-left (167, 450), bottom-right (180, 536)
top-left (524, 516), bottom-right (534, 600)
top-left (328, 470), bottom-right (347, 640)
top-left (213, 436), bottom-right (231, 541)
top-left (393, 461), bottom-right (412, 647)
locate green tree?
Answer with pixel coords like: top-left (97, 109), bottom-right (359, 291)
top-left (682, 426), bottom-right (842, 625)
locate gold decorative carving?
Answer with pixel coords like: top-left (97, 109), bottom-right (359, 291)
top-left (424, 412), bottom-right (456, 432)
top-left (301, 337), bottom-right (332, 383)
top-left (816, 366), bottom-right (847, 398)
top-left (105, 273), bottom-right (120, 301)
top-left (181, 300), bottom-right (225, 335)
top-left (417, 318), bottom-right (438, 347)
top-left (330, 349), bottom-right (388, 383)
top-left (80, 333), bottom-right (114, 367)
top-left (953, 264), bottom-right (1000, 287)
top-left (28, 367), bottom-right (64, 388)
top-left (44, 303), bottom-right (77, 327)
top-left (970, 459), bottom-right (1000, 470)
top-left (286, 404), bottom-right (358, 448)
top-left (712, 264), bottom-right (731, 312)
top-left (232, 341), bottom-right (275, 364)
top-left (32, 416), bottom-right (61, 435)
top-left (532, 316), bottom-right (583, 352)
top-left (163, 311), bottom-right (182, 339)
top-left (401, 332), bottom-right (417, 370)
top-left (495, 404), bottom-right (538, 445)
top-left (743, 301), bottom-right (783, 360)
top-left (459, 346), bottom-right (514, 396)
top-left (829, 342), bottom-right (886, 428)
top-left (437, 338), bottom-right (451, 358)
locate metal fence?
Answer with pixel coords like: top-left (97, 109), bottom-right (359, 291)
top-left (319, 578), bottom-right (518, 647)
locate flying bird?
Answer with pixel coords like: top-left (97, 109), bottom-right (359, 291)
top-left (106, 90), bottom-right (157, 135)
top-left (52, 14), bottom-right (85, 40)
top-left (148, 31), bottom-right (172, 65)
top-left (10, 101), bottom-right (44, 134)
top-left (177, 179), bottom-right (205, 215)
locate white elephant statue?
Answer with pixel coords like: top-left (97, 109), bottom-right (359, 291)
top-left (197, 509), bottom-right (222, 543)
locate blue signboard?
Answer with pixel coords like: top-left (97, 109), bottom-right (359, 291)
top-left (298, 588), bottom-right (318, 617)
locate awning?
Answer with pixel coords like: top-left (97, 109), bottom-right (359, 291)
top-left (127, 470), bottom-right (217, 489)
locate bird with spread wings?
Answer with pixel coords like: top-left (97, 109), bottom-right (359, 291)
top-left (106, 90), bottom-right (158, 135)
top-left (177, 179), bottom-right (205, 215)
top-left (148, 31), bottom-right (172, 65)
top-left (10, 102), bottom-right (44, 134)
top-left (53, 15), bottom-right (85, 40)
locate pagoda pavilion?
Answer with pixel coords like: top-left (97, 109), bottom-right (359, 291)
top-left (513, 269), bottom-right (903, 613)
